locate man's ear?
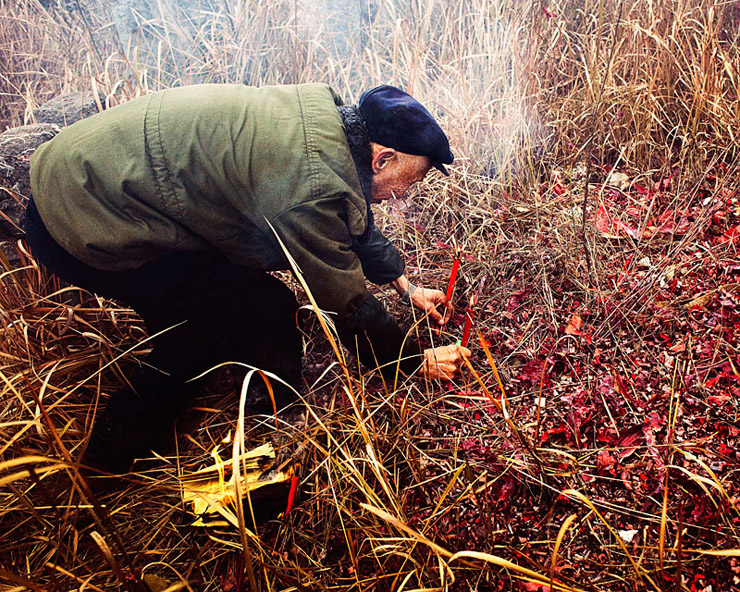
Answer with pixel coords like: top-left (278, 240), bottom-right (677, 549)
top-left (371, 147), bottom-right (397, 174)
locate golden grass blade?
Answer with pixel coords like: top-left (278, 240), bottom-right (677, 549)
top-left (563, 489), bottom-right (661, 591)
top-left (89, 531), bottom-right (133, 592)
top-left (672, 447), bottom-right (740, 516)
top-left (0, 568), bottom-right (48, 592)
top-left (448, 551), bottom-right (589, 592)
top-left (4, 1), bottom-right (740, 588)
top-left (264, 217), bottom-right (353, 390)
top-left (361, 502), bottom-right (452, 558)
top-left (426, 464), bottom-right (465, 525)
top-left (46, 562), bottom-right (106, 592)
top-left (362, 503), bottom-right (588, 592)
top-left (232, 369), bottom-right (261, 592)
top-left (141, 562), bottom-right (196, 592)
top-left (684, 548), bottom-right (740, 557)
top-left (462, 355), bottom-right (546, 477)
top-left (0, 456), bottom-right (67, 486)
top-left (550, 513), bottom-right (578, 589)
top-left (478, 332), bottom-right (511, 418)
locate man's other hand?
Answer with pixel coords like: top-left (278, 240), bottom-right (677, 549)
top-left (412, 287), bottom-right (453, 326)
top-left (422, 344), bottom-right (471, 381)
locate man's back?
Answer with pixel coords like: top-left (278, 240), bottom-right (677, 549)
top-left (30, 83), bottom-right (367, 274)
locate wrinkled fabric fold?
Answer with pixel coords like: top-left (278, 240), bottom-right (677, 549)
top-left (336, 293), bottom-right (423, 379)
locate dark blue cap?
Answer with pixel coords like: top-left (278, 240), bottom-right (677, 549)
top-left (358, 85), bottom-right (454, 176)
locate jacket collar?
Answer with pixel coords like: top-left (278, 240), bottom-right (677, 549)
top-left (338, 105), bottom-right (375, 240)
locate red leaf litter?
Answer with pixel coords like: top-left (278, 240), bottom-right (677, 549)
top-left (388, 165), bottom-right (740, 591)
top-left (564, 313), bottom-right (583, 335)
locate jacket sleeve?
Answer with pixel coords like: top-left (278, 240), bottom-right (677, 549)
top-left (274, 198), bottom-right (423, 378)
top-left (335, 293), bottom-right (423, 378)
top-left (351, 224), bottom-right (405, 285)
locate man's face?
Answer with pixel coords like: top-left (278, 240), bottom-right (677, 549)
top-left (369, 145), bottom-right (433, 203)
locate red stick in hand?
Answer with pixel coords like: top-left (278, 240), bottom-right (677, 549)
top-left (460, 294), bottom-right (476, 348)
top-left (445, 257), bottom-right (460, 303)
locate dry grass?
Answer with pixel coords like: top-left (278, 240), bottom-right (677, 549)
top-left (2, 0), bottom-right (740, 590)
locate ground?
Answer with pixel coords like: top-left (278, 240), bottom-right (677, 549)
top-left (2, 161), bottom-right (738, 591)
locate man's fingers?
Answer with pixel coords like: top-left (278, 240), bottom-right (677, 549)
top-left (440, 301), bottom-right (454, 326)
top-left (428, 306), bottom-right (443, 324)
top-left (432, 366), bottom-right (455, 381)
top-left (437, 301), bottom-right (453, 326)
top-left (423, 344), bottom-right (472, 380)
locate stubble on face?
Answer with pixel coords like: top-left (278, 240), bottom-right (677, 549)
top-left (370, 151), bottom-right (432, 203)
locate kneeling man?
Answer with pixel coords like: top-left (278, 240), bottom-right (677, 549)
top-left (26, 83), bottom-right (470, 473)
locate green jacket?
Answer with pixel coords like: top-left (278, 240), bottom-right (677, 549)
top-left (31, 83), bottom-right (421, 375)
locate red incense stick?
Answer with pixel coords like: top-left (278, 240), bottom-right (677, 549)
top-left (445, 257), bottom-right (460, 303)
top-left (460, 294), bottom-right (476, 347)
top-left (284, 473), bottom-right (299, 518)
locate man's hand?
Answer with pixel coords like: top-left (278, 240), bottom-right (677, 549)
top-left (391, 275), bottom-right (453, 326)
top-left (410, 287), bottom-right (452, 327)
top-left (422, 344), bottom-right (471, 381)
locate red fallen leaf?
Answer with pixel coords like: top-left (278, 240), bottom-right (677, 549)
top-left (719, 296), bottom-right (736, 308)
top-left (650, 209), bottom-right (692, 236)
top-left (718, 442), bottom-right (734, 455)
top-left (616, 428), bottom-right (643, 460)
top-left (669, 341), bottom-right (686, 353)
top-left (708, 393), bottom-right (731, 405)
top-left (597, 449), bottom-right (617, 469)
top-left (654, 218), bottom-right (691, 235)
top-left (540, 424), bottom-right (570, 445)
top-left (521, 583), bottom-right (550, 592)
top-left (595, 204), bottom-right (615, 235)
top-left (597, 426), bottom-right (618, 443)
top-left (720, 224), bottom-right (740, 244)
top-left (713, 210), bottom-right (727, 224)
top-left (646, 412), bottom-right (664, 429)
top-left (596, 203), bottom-right (641, 239)
top-left (565, 313), bottom-right (583, 335)
top-left (705, 375), bottom-right (722, 389)
top-left (552, 182), bottom-right (565, 195)
top-left (621, 469), bottom-right (634, 491)
top-left (634, 183), bottom-right (650, 195)
top-left (518, 358), bottom-right (548, 386)
top-left (643, 424), bottom-right (665, 472)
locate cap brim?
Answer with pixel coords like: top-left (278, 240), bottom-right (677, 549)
top-left (433, 162), bottom-right (450, 176)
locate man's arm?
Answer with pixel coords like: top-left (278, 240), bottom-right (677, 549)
top-left (353, 225), bottom-right (452, 326)
top-left (390, 274), bottom-right (452, 327)
top-left (335, 292), bottom-right (470, 381)
top-left (276, 202), bottom-right (466, 380)
top-left (351, 223), bottom-right (404, 284)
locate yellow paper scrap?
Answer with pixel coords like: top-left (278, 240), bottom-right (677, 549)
top-left (179, 442), bottom-right (292, 527)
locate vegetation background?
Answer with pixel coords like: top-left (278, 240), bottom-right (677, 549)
top-left (1, 0), bottom-right (739, 590)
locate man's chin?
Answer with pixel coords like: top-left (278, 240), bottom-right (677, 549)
top-left (369, 191), bottom-right (403, 204)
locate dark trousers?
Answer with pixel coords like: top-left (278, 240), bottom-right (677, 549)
top-left (24, 200), bottom-right (302, 470)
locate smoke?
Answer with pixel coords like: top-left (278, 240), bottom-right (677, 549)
top-left (99, 0), bottom-right (542, 176)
